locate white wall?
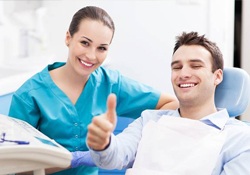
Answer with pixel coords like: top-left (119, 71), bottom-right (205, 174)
top-left (0, 1), bottom-right (3, 64)
top-left (240, 0), bottom-right (250, 122)
top-left (41, 0), bottom-right (234, 95)
top-left (0, 0), bottom-right (235, 98)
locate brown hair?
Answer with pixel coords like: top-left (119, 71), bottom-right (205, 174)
top-left (68, 6), bottom-right (115, 41)
top-left (173, 31), bottom-right (224, 72)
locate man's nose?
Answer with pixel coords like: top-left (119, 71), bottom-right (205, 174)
top-left (179, 67), bottom-right (192, 79)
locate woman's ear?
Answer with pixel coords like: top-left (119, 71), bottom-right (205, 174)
top-left (65, 31), bottom-right (71, 47)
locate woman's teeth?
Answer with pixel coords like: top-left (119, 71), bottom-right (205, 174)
top-left (80, 60), bottom-right (93, 67)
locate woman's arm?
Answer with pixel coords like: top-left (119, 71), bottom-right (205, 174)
top-left (155, 93), bottom-right (179, 110)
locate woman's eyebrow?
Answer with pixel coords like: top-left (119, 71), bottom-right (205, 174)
top-left (81, 36), bottom-right (92, 42)
top-left (81, 36), bottom-right (109, 46)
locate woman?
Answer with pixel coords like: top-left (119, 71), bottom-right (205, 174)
top-left (8, 6), bottom-right (178, 175)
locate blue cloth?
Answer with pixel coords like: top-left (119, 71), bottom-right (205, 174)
top-left (90, 109), bottom-right (250, 175)
top-left (8, 62), bottom-right (160, 175)
top-left (71, 151), bottom-right (95, 168)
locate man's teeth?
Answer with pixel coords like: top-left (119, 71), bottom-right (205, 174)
top-left (180, 84), bottom-right (195, 88)
top-left (80, 60), bottom-right (93, 67)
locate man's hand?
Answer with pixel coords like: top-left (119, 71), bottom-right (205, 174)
top-left (87, 94), bottom-right (117, 150)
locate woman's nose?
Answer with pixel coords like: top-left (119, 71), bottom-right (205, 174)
top-left (85, 48), bottom-right (96, 60)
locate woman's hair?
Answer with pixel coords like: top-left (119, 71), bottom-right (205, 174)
top-left (173, 31), bottom-right (224, 72)
top-left (68, 6), bottom-right (115, 39)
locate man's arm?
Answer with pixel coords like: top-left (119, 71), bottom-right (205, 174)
top-left (88, 118), bottom-right (144, 170)
top-left (86, 94), bottom-right (144, 170)
top-left (219, 150), bottom-right (250, 175)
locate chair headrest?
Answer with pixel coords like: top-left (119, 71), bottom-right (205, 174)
top-left (215, 67), bottom-right (250, 117)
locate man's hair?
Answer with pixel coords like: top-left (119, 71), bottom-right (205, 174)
top-left (173, 31), bottom-right (224, 72)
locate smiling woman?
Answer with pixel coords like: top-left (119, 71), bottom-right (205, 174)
top-left (50, 18), bottom-right (114, 104)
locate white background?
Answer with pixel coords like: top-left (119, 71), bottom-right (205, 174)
top-left (0, 0), bottom-right (234, 95)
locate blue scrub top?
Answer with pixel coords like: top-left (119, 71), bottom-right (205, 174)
top-left (8, 62), bottom-right (160, 175)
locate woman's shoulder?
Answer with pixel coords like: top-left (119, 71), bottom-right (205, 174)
top-left (15, 65), bottom-right (51, 95)
top-left (92, 66), bottom-right (122, 83)
top-left (94, 66), bottom-right (120, 76)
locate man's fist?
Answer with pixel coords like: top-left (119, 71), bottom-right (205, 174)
top-left (87, 94), bottom-right (117, 150)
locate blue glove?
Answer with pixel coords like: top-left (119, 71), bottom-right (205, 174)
top-left (71, 151), bottom-right (96, 168)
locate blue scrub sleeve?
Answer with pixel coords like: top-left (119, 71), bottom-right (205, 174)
top-left (8, 93), bottom-right (40, 128)
top-left (115, 75), bottom-right (161, 119)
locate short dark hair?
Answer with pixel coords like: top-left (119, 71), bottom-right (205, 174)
top-left (173, 31), bottom-right (224, 72)
top-left (68, 6), bottom-right (115, 40)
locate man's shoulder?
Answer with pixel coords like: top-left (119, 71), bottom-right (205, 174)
top-left (142, 109), bottom-right (176, 115)
top-left (225, 118), bottom-right (250, 139)
top-left (141, 109), bottom-right (177, 122)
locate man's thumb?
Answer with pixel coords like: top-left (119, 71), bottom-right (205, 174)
top-left (106, 93), bottom-right (117, 126)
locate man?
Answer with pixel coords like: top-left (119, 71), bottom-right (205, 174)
top-left (87, 32), bottom-right (250, 175)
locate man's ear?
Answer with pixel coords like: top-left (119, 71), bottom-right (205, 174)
top-left (65, 31), bottom-right (71, 47)
top-left (214, 69), bottom-right (223, 85)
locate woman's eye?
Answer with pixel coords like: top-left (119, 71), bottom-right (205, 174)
top-left (81, 41), bottom-right (89, 46)
top-left (98, 47), bottom-right (107, 51)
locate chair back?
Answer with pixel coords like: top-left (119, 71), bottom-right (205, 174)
top-left (215, 67), bottom-right (250, 117)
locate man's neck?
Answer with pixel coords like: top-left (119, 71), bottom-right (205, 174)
top-left (179, 104), bottom-right (218, 120)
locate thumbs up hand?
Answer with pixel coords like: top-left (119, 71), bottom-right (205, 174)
top-left (87, 94), bottom-right (117, 151)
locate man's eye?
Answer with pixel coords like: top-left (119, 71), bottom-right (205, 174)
top-left (192, 65), bottom-right (202, 69)
top-left (172, 66), bottom-right (181, 70)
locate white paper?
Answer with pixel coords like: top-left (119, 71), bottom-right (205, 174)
top-left (126, 116), bottom-right (227, 175)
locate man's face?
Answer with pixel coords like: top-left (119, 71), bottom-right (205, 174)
top-left (171, 45), bottom-right (222, 107)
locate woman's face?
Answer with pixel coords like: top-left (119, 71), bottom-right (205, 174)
top-left (65, 19), bottom-right (113, 76)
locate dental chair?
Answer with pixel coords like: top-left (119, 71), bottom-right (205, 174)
top-left (99, 67), bottom-right (250, 175)
top-left (215, 67), bottom-right (250, 117)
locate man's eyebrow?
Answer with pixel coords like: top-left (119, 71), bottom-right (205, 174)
top-left (171, 60), bottom-right (180, 67)
top-left (189, 59), bottom-right (205, 63)
top-left (171, 59), bottom-right (205, 66)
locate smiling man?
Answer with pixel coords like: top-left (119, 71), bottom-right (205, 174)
top-left (87, 32), bottom-right (250, 175)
